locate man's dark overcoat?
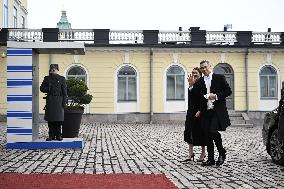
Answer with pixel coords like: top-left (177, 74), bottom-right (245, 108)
top-left (195, 74), bottom-right (232, 132)
top-left (40, 73), bottom-right (67, 122)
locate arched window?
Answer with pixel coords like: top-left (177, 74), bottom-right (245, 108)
top-left (66, 66), bottom-right (87, 84)
top-left (260, 66), bottom-right (277, 98)
top-left (117, 66), bottom-right (137, 101)
top-left (166, 65), bottom-right (185, 100)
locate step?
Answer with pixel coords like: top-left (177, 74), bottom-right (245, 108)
top-left (229, 113), bottom-right (243, 117)
top-left (231, 120), bottom-right (247, 124)
top-left (230, 116), bottom-right (245, 121)
top-left (230, 123), bottom-right (254, 127)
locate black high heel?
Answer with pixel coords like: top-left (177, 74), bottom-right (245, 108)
top-left (180, 154), bottom-right (195, 163)
top-left (197, 155), bottom-right (206, 162)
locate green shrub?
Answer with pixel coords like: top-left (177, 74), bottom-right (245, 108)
top-left (66, 78), bottom-right (93, 110)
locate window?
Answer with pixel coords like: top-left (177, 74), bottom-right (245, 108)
top-left (13, 6), bottom-right (17, 28)
top-left (3, 0), bottom-right (8, 27)
top-left (166, 65), bottom-right (185, 100)
top-left (260, 66), bottom-right (277, 98)
top-left (21, 16), bottom-right (25, 28)
top-left (66, 66), bottom-right (87, 84)
top-left (117, 66), bottom-right (137, 101)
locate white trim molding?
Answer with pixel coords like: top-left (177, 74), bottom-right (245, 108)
top-left (114, 63), bottom-right (140, 113)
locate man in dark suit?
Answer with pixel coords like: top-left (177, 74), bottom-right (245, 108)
top-left (195, 60), bottom-right (232, 166)
top-left (40, 64), bottom-right (67, 141)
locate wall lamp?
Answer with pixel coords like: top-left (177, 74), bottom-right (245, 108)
top-left (1, 51), bottom-right (6, 58)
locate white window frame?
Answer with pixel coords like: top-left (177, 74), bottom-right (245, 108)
top-left (21, 16), bottom-right (25, 28)
top-left (13, 6), bottom-right (17, 28)
top-left (117, 66), bottom-right (137, 102)
top-left (259, 65), bottom-right (278, 99)
top-left (164, 63), bottom-right (187, 113)
top-left (258, 64), bottom-right (280, 111)
top-left (166, 65), bottom-right (185, 101)
top-left (3, 0), bottom-right (8, 28)
top-left (115, 64), bottom-right (139, 113)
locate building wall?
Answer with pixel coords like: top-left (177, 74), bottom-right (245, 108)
top-left (1, 0), bottom-right (28, 28)
top-left (0, 47), bottom-right (7, 116)
top-left (1, 46), bottom-right (284, 120)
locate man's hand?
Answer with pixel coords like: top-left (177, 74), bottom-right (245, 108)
top-left (208, 93), bottom-right (216, 100)
top-left (195, 111), bottom-right (201, 117)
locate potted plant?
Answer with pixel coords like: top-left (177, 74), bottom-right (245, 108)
top-left (62, 78), bottom-right (93, 138)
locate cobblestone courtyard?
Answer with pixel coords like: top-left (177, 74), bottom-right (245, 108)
top-left (0, 123), bottom-right (283, 189)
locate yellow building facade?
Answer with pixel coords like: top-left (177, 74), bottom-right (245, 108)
top-left (9, 47), bottom-right (281, 121)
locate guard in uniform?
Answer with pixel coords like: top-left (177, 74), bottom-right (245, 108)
top-left (40, 64), bottom-right (67, 141)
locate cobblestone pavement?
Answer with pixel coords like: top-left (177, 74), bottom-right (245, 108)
top-left (0, 122), bottom-right (284, 189)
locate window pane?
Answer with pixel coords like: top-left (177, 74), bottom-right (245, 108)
top-left (260, 76), bottom-right (268, 97)
top-left (176, 75), bottom-right (185, 99)
top-left (167, 75), bottom-right (175, 99)
top-left (118, 77), bottom-right (127, 101)
top-left (260, 66), bottom-right (276, 75)
top-left (168, 66), bottom-right (184, 75)
top-left (118, 66), bottom-right (136, 75)
top-left (128, 77), bottom-right (137, 100)
top-left (68, 67), bottom-right (86, 75)
top-left (269, 76), bottom-right (277, 97)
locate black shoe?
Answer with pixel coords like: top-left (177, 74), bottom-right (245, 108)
top-left (202, 160), bottom-right (215, 166)
top-left (180, 154), bottom-right (195, 163)
top-left (46, 137), bottom-right (53, 141)
top-left (216, 154), bottom-right (226, 166)
top-left (55, 136), bottom-right (63, 141)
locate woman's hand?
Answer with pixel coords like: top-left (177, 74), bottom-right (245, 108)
top-left (187, 74), bottom-right (196, 87)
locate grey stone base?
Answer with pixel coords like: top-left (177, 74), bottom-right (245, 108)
top-left (247, 111), bottom-right (269, 126)
top-left (38, 113), bottom-right (186, 124)
top-left (0, 111), bottom-right (269, 126)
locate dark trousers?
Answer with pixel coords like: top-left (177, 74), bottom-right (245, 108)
top-left (47, 121), bottom-right (62, 138)
top-left (205, 110), bottom-right (226, 161)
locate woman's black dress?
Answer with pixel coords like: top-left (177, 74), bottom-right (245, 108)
top-left (184, 85), bottom-right (207, 146)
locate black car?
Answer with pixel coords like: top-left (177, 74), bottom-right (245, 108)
top-left (262, 105), bottom-right (284, 165)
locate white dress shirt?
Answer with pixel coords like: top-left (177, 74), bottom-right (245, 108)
top-left (203, 72), bottom-right (216, 109)
top-left (204, 72), bottom-right (213, 93)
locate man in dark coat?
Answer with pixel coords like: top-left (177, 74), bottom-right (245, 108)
top-left (195, 60), bottom-right (232, 166)
top-left (40, 64), bottom-right (67, 141)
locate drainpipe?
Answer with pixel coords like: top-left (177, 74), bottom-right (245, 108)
top-left (48, 54), bottom-right (52, 67)
top-left (245, 48), bottom-right (249, 113)
top-left (150, 48), bottom-right (154, 124)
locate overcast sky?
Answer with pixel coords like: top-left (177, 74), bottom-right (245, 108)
top-left (27, 0), bottom-right (284, 32)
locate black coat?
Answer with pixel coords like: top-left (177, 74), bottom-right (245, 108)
top-left (195, 73), bottom-right (232, 131)
top-left (184, 85), bottom-right (207, 146)
top-left (40, 73), bottom-right (67, 122)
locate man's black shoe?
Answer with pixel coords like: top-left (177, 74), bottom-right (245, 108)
top-left (216, 154), bottom-right (226, 166)
top-left (46, 137), bottom-right (53, 141)
top-left (55, 136), bottom-right (63, 141)
top-left (202, 160), bottom-right (215, 166)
